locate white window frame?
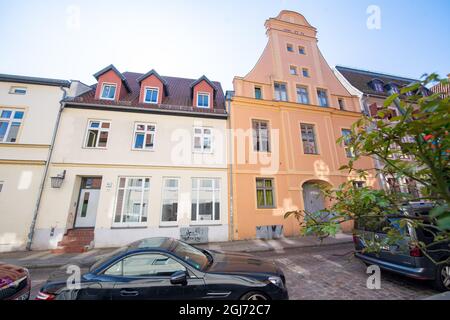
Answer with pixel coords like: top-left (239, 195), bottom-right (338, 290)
top-left (143, 87), bottom-right (159, 104)
top-left (341, 129), bottom-right (355, 158)
top-left (0, 109), bottom-right (24, 143)
top-left (9, 86), bottom-right (27, 95)
top-left (196, 92), bottom-right (210, 108)
top-left (100, 83), bottom-right (117, 100)
top-left (132, 123), bottom-right (156, 151)
top-left (160, 177), bottom-right (180, 227)
top-left (252, 119), bottom-right (270, 152)
top-left (296, 86), bottom-right (310, 105)
top-left (113, 177), bottom-right (150, 228)
top-left (193, 127), bottom-right (213, 154)
top-left (300, 123), bottom-right (319, 155)
top-left (317, 88), bottom-right (329, 107)
top-left (289, 65), bottom-right (298, 75)
top-left (191, 178), bottom-right (221, 225)
top-left (84, 120), bottom-right (110, 149)
top-left (274, 82), bottom-right (288, 101)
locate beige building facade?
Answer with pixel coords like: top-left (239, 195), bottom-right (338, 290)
top-left (0, 74), bottom-right (70, 252)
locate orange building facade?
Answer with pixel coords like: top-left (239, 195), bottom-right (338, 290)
top-left (229, 11), bottom-right (377, 240)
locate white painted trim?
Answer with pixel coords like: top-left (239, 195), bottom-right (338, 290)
top-left (143, 87), bottom-right (160, 104)
top-left (100, 82), bottom-right (117, 101)
top-left (132, 122), bottom-right (156, 151)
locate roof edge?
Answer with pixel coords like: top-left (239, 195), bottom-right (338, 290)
top-left (0, 73), bottom-right (70, 87)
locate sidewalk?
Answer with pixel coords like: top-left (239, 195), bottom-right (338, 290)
top-left (0, 234), bottom-right (352, 269)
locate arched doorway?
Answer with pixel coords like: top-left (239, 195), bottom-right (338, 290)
top-left (302, 180), bottom-right (332, 220)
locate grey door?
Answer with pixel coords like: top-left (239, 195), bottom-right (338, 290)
top-left (303, 183), bottom-right (325, 214)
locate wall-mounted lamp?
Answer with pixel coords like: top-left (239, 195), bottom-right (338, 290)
top-left (51, 170), bottom-right (66, 188)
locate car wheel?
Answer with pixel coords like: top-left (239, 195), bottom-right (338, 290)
top-left (434, 263), bottom-right (450, 292)
top-left (240, 291), bottom-right (269, 301)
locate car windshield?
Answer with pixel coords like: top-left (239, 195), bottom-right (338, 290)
top-left (171, 241), bottom-right (210, 271)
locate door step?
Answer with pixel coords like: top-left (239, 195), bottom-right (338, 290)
top-left (52, 228), bottom-right (94, 254)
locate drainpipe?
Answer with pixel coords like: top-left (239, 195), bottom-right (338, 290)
top-left (226, 92), bottom-right (234, 241)
top-left (26, 86), bottom-right (68, 251)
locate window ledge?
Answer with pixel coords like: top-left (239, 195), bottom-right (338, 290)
top-left (111, 225), bottom-right (147, 229)
top-left (159, 223), bottom-right (179, 228)
top-left (189, 222), bottom-right (222, 227)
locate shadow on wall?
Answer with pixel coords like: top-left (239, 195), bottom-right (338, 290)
top-left (0, 233), bottom-right (26, 253)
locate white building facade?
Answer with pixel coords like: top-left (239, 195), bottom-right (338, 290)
top-left (31, 66), bottom-right (229, 251)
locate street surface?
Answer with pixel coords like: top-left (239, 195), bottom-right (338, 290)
top-left (28, 243), bottom-right (437, 300)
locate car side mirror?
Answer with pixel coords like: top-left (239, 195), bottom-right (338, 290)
top-left (170, 271), bottom-right (187, 285)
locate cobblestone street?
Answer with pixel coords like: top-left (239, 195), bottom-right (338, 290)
top-left (24, 242), bottom-right (439, 300)
top-left (255, 243), bottom-right (438, 300)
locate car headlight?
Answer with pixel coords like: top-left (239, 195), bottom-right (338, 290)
top-left (268, 276), bottom-right (284, 289)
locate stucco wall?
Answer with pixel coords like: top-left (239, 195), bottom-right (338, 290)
top-left (0, 81), bottom-right (64, 251)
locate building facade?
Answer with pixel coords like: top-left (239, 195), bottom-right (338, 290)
top-left (229, 11), bottom-right (376, 241)
top-left (334, 66), bottom-right (424, 196)
top-left (31, 66), bottom-right (229, 251)
top-left (0, 74), bottom-right (70, 252)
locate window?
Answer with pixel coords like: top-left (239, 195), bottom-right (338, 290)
top-left (405, 178), bottom-right (420, 198)
top-left (9, 86), bottom-right (27, 95)
top-left (302, 68), bottom-right (310, 77)
top-left (254, 86), bottom-right (262, 100)
top-left (298, 46), bottom-right (306, 55)
top-left (161, 178), bottom-right (179, 224)
top-left (144, 87), bottom-right (159, 104)
top-left (256, 178), bottom-right (275, 208)
top-left (252, 120), bottom-right (270, 152)
top-left (0, 109), bottom-right (24, 143)
top-left (341, 129), bottom-right (355, 158)
top-left (133, 123), bottom-right (156, 150)
top-left (317, 89), bottom-right (329, 107)
top-left (389, 85), bottom-right (399, 94)
top-left (85, 120), bottom-right (110, 148)
top-left (387, 178), bottom-right (401, 194)
top-left (193, 127), bottom-right (212, 153)
top-left (296, 86), bottom-right (309, 104)
top-left (114, 177), bottom-right (150, 225)
top-left (100, 83), bottom-right (116, 100)
top-left (372, 81), bottom-right (384, 93)
top-left (274, 82), bottom-right (288, 101)
top-left (338, 98), bottom-right (345, 110)
top-left (289, 66), bottom-right (298, 75)
top-left (0, 181), bottom-right (3, 193)
top-left (300, 123), bottom-right (318, 154)
top-left (105, 254), bottom-right (186, 277)
top-left (191, 178), bottom-right (220, 222)
top-left (197, 92), bottom-right (210, 108)
top-left (352, 181), bottom-right (365, 189)
top-left (286, 44), bottom-right (294, 52)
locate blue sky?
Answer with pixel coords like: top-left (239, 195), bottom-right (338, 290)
top-left (0, 0), bottom-right (448, 90)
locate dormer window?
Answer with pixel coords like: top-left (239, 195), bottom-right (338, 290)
top-left (197, 92), bottom-right (210, 108)
top-left (144, 87), bottom-right (159, 104)
top-left (389, 85), bottom-right (399, 94)
top-left (371, 80), bottom-right (384, 93)
top-left (101, 83), bottom-right (117, 100)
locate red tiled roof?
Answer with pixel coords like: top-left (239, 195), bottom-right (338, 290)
top-left (66, 71), bottom-right (226, 116)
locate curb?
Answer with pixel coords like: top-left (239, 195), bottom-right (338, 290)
top-left (240, 239), bottom-right (353, 253)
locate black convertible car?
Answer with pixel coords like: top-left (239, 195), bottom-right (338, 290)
top-left (37, 237), bottom-right (288, 300)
